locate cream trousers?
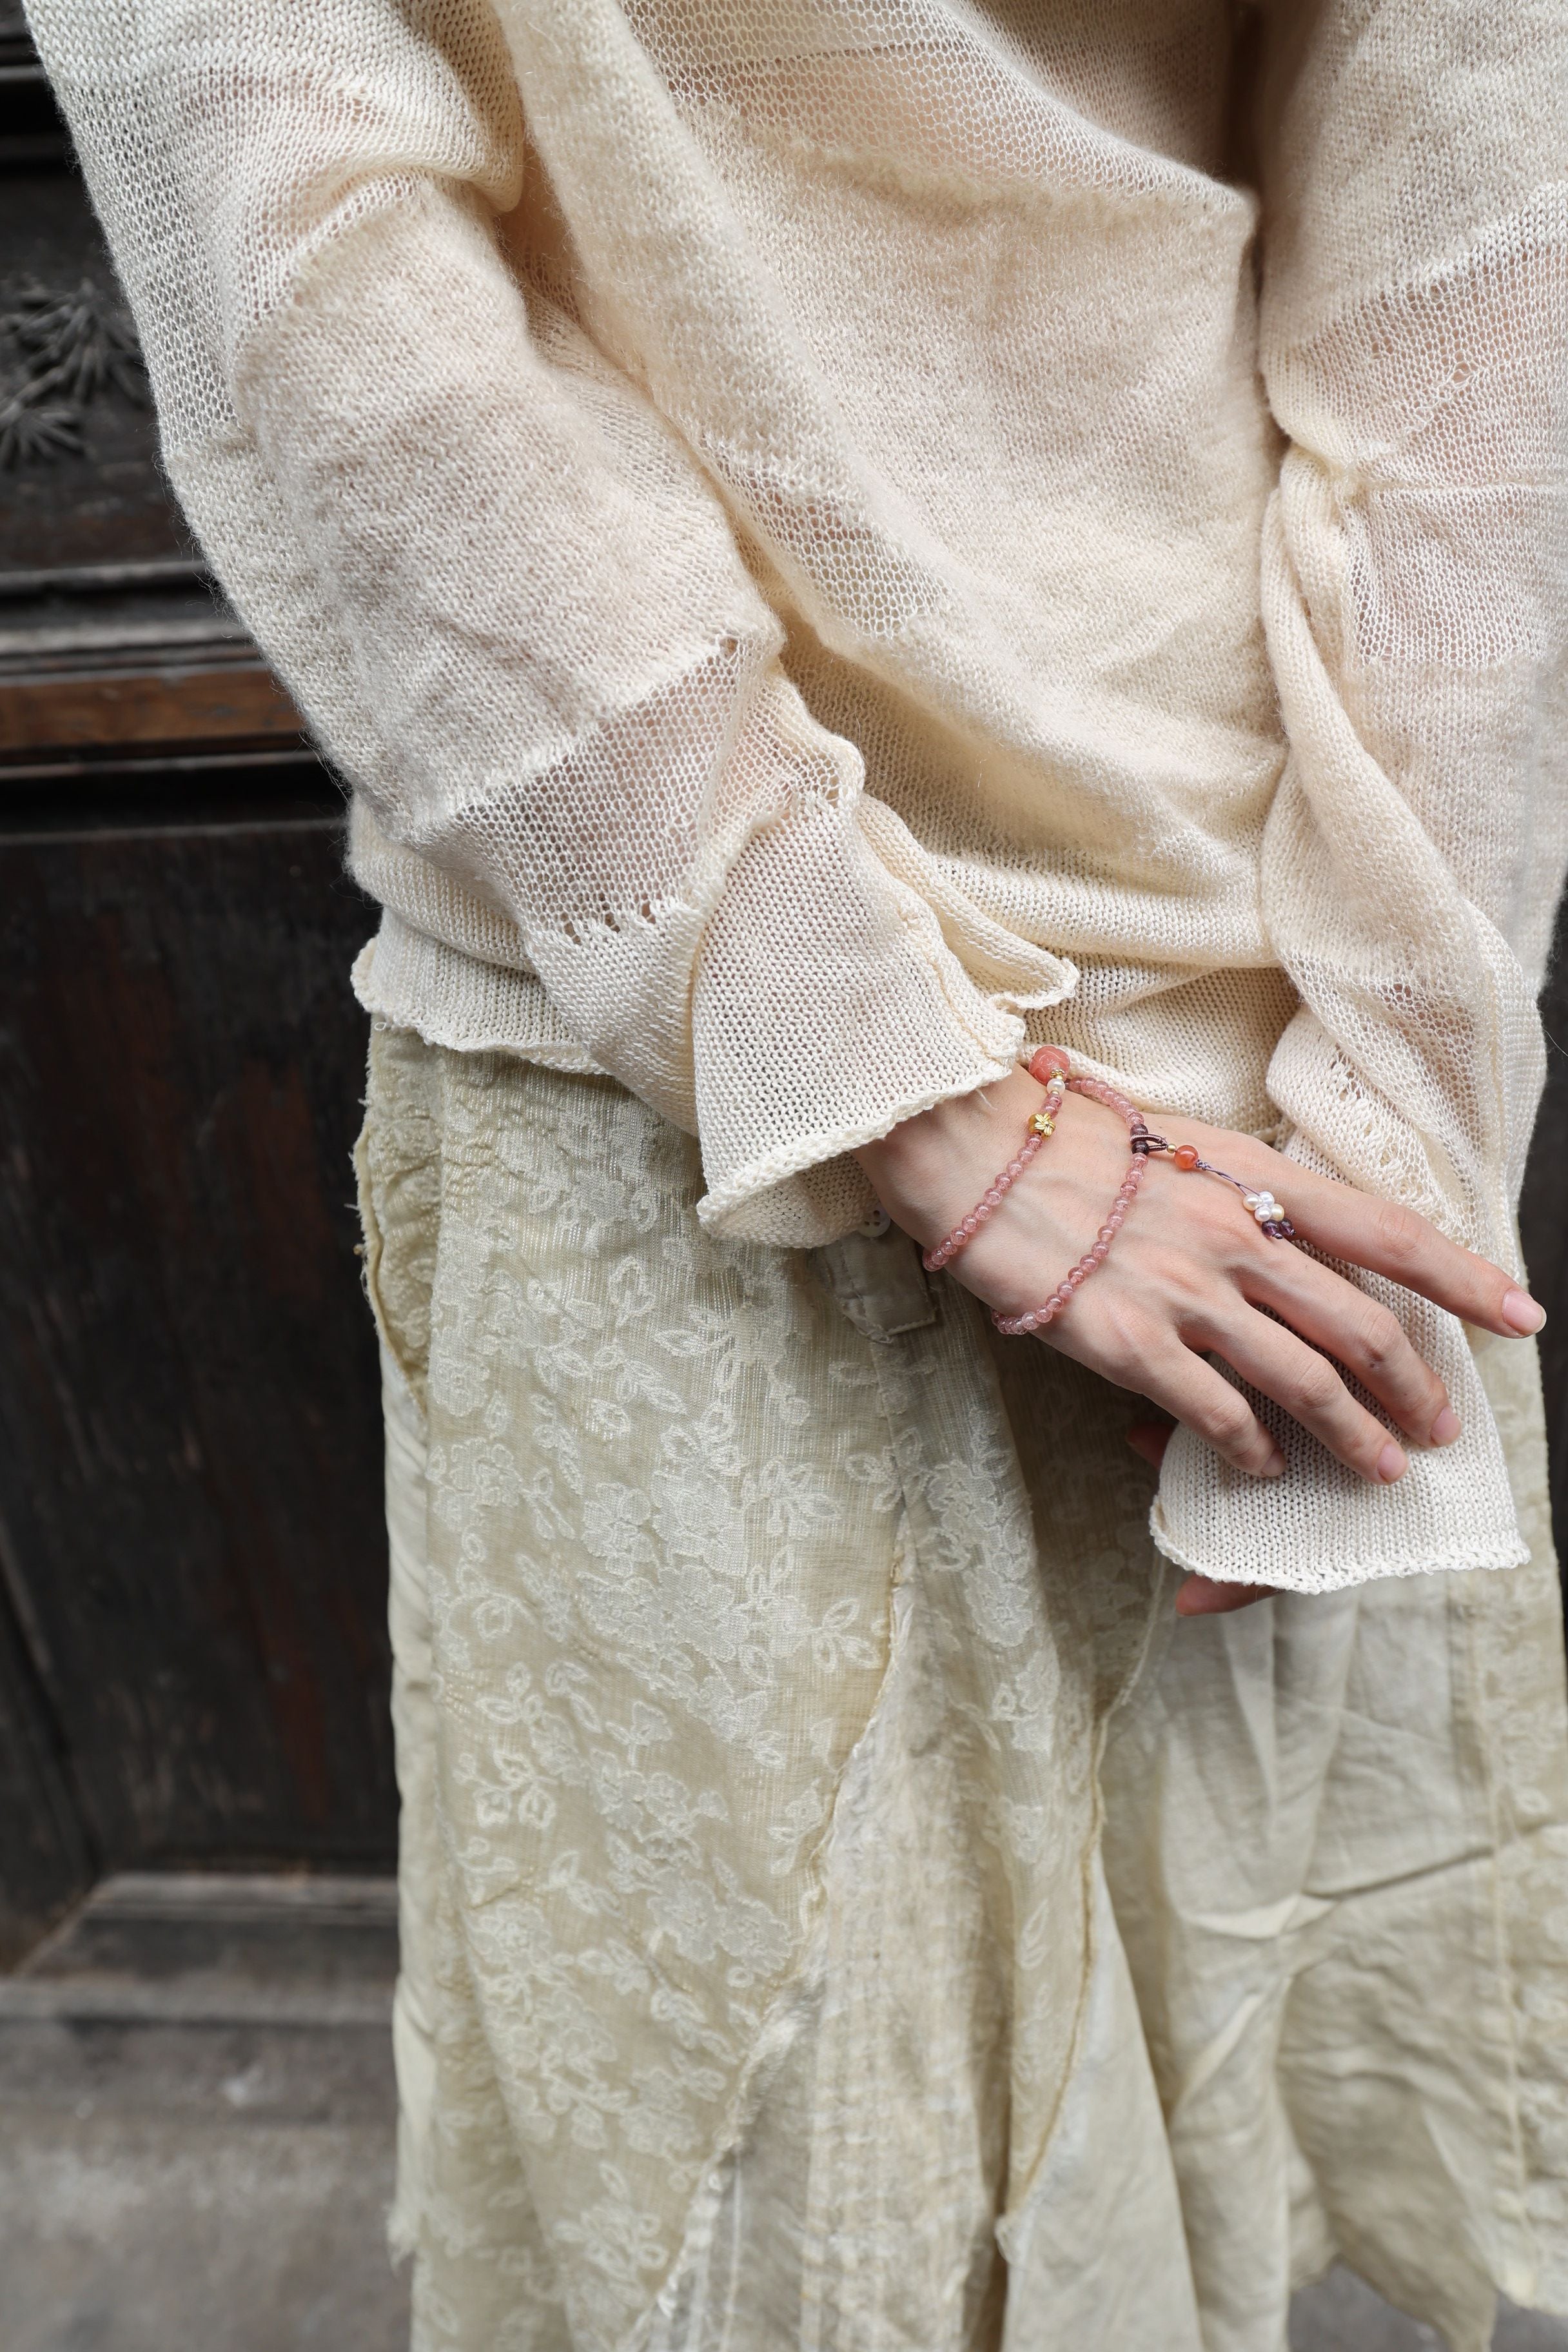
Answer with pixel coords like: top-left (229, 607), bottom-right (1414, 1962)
top-left (356, 1023), bottom-right (1568, 2352)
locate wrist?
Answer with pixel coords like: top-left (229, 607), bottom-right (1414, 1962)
top-left (853, 1064), bottom-right (1050, 1246)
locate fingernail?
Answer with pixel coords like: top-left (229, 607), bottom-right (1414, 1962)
top-left (1502, 1289), bottom-right (1546, 1335)
top-left (1429, 1406), bottom-right (1461, 1447)
top-left (1262, 1448), bottom-right (1286, 1478)
top-left (1377, 1440), bottom-right (1407, 1484)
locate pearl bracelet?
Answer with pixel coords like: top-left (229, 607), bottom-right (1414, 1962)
top-left (1157, 1142), bottom-right (1295, 1239)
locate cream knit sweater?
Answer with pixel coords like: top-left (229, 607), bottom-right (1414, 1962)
top-left (30, 0), bottom-right (1568, 1591)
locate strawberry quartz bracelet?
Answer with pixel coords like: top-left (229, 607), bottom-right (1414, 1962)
top-left (921, 1055), bottom-right (1069, 1271)
top-left (919, 1045), bottom-right (1296, 1335)
top-left (990, 1052), bottom-right (1155, 1333)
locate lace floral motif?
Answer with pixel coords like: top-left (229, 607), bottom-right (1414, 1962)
top-left (358, 1028), bottom-right (1568, 2352)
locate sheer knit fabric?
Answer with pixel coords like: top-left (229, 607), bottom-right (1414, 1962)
top-left (27, 0), bottom-right (1568, 1592)
top-left (358, 1029), bottom-right (1568, 2352)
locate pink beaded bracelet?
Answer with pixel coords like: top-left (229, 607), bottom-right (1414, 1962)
top-left (917, 1046), bottom-right (1298, 1333)
top-left (990, 1050), bottom-right (1298, 1338)
top-left (991, 1055), bottom-right (1152, 1335)
top-left (921, 1057), bottom-right (1068, 1272)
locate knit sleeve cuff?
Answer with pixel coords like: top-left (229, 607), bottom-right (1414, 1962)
top-left (1148, 1309), bottom-right (1528, 1594)
top-left (691, 784), bottom-right (1069, 1247)
top-left (1148, 1135), bottom-right (1528, 1593)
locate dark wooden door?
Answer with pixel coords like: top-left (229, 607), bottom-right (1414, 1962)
top-left (0, 20), bottom-right (394, 1964)
top-left (0, 805), bottom-right (393, 1892)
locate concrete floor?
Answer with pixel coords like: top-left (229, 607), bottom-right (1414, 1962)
top-left (1, 1876), bottom-right (408, 2352)
top-left (3, 1876), bottom-right (1565, 2352)
top-left (1291, 2273), bottom-right (1568, 2352)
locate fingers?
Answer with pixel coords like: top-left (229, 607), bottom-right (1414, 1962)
top-left (1175, 1574), bottom-right (1276, 1616)
top-left (1124, 1426), bottom-right (1280, 1614)
top-left (1115, 1342), bottom-right (1287, 1480)
top-left (1243, 1250), bottom-right (1460, 1452)
top-left (1272, 1167), bottom-right (1544, 1340)
top-left (1200, 1302), bottom-right (1407, 1484)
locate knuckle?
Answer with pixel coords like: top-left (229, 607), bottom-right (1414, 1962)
top-left (1197, 1393), bottom-right (1255, 1449)
top-left (1204, 1195), bottom-right (1255, 1253)
top-left (1235, 1228), bottom-right (1272, 1271)
top-left (1090, 1304), bottom-right (1150, 1376)
top-left (1161, 1251), bottom-right (1211, 1308)
top-left (1372, 1200), bottom-right (1422, 1266)
top-left (1224, 1205), bottom-right (1274, 1265)
top-left (1186, 1184), bottom-right (1231, 1230)
top-left (1354, 1307), bottom-right (1405, 1373)
top-left (1291, 1358), bottom-right (1342, 1414)
top-left (1168, 1273), bottom-right (1228, 1337)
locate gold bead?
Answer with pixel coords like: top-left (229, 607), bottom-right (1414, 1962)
top-left (1030, 1112), bottom-right (1055, 1136)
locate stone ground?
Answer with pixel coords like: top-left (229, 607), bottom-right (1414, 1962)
top-left (3, 1876), bottom-right (1565, 2352)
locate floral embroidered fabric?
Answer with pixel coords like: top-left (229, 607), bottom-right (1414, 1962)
top-left (357, 1025), bottom-right (1568, 2352)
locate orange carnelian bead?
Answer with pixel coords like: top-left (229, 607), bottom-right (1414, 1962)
top-left (1172, 1143), bottom-right (1200, 1171)
top-left (1028, 1046), bottom-right (1072, 1084)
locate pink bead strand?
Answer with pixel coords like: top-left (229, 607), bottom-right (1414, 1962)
top-left (921, 1063), bottom-right (1068, 1273)
top-left (992, 1056), bottom-right (1154, 1337)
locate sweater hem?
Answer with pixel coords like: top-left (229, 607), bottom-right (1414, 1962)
top-left (350, 936), bottom-right (602, 1072)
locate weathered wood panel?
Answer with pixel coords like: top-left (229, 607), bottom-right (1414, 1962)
top-left (0, 797), bottom-right (394, 1877)
top-left (0, 662), bottom-right (302, 756)
top-left (1522, 888), bottom-right (1568, 1579)
top-left (0, 170), bottom-right (184, 573)
top-left (0, 1561), bottom-right (95, 1966)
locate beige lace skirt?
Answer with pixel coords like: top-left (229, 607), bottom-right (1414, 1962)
top-left (355, 1021), bottom-right (1568, 2352)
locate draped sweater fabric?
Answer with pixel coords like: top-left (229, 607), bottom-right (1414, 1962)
top-left (28, 0), bottom-right (1568, 1592)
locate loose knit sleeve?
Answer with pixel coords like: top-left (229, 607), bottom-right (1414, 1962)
top-left (1152, 0), bottom-right (1568, 1588)
top-left (24, 0), bottom-right (1036, 1246)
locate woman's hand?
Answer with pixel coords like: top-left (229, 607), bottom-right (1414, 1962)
top-left (855, 1065), bottom-right (1545, 1616)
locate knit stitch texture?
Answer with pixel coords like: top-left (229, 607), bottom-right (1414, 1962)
top-left (28, 0), bottom-right (1568, 1589)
